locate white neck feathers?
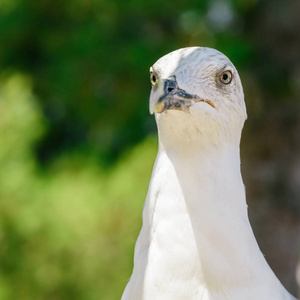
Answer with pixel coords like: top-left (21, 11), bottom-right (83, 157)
top-left (122, 137), bottom-right (295, 300)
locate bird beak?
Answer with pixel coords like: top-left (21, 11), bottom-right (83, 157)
top-left (149, 78), bottom-right (215, 114)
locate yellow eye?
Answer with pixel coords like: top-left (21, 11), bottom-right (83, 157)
top-left (150, 71), bottom-right (158, 85)
top-left (219, 70), bottom-right (232, 84)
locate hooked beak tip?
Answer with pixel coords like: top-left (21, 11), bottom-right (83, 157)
top-left (149, 77), bottom-right (216, 114)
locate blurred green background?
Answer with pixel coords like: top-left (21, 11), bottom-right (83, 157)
top-left (0, 0), bottom-right (300, 299)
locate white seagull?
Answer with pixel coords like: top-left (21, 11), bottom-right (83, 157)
top-left (122, 47), bottom-right (297, 300)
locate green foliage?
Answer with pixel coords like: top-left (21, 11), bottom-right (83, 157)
top-left (0, 73), bottom-right (157, 299)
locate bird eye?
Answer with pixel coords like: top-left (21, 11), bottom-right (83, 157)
top-left (150, 71), bottom-right (158, 85)
top-left (219, 70), bottom-right (232, 84)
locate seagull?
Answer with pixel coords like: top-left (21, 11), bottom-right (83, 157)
top-left (121, 47), bottom-right (297, 300)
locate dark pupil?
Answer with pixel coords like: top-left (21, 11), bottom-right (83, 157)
top-left (152, 75), bottom-right (156, 83)
top-left (223, 73), bottom-right (228, 81)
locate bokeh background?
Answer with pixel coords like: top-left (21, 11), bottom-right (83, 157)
top-left (0, 0), bottom-right (300, 299)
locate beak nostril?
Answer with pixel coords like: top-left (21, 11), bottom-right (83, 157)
top-left (164, 78), bottom-right (177, 94)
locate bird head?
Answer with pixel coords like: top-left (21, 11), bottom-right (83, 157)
top-left (149, 47), bottom-right (247, 150)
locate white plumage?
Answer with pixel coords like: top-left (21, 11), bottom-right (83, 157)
top-left (122, 47), bottom-right (297, 300)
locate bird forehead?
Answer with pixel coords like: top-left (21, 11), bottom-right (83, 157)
top-left (152, 47), bottom-right (232, 79)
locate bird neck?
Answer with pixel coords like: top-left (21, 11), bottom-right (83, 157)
top-left (159, 138), bottom-right (285, 294)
